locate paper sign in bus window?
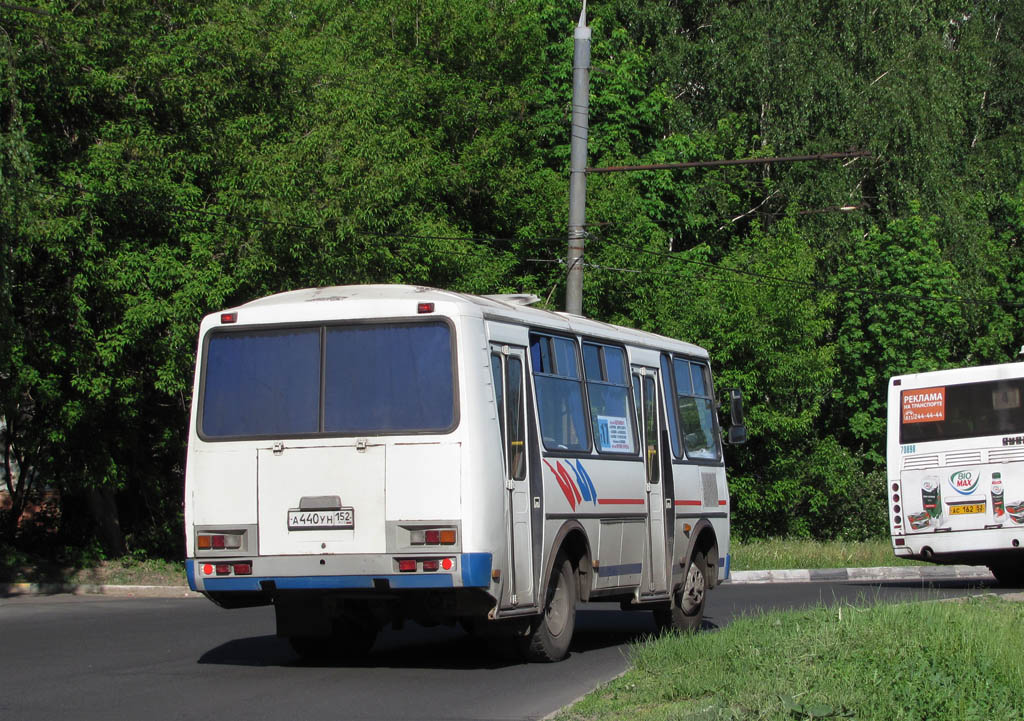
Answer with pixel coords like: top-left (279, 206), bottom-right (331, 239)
top-left (597, 415), bottom-right (633, 452)
top-left (902, 387), bottom-right (945, 424)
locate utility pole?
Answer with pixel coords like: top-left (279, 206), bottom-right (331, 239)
top-left (565, 2), bottom-right (590, 316)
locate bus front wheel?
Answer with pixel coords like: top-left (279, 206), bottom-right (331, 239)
top-left (654, 550), bottom-right (707, 633)
top-left (521, 552), bottom-right (577, 662)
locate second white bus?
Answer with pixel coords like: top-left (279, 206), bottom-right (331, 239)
top-left (184, 285), bottom-right (746, 661)
top-left (888, 361), bottom-right (1024, 585)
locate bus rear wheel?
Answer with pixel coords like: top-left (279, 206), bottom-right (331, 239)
top-left (654, 551), bottom-right (707, 633)
top-left (521, 552), bottom-right (577, 662)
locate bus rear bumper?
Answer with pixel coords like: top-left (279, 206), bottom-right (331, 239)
top-left (892, 528), bottom-right (1024, 565)
top-left (187, 552), bottom-right (493, 593)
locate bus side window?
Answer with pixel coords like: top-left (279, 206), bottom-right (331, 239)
top-left (632, 373), bottom-right (642, 441)
top-left (660, 354), bottom-right (681, 458)
top-left (530, 334), bottom-right (589, 452)
top-left (491, 354), bottom-right (507, 474)
top-left (672, 358), bottom-right (721, 461)
top-left (643, 375), bottom-right (660, 484)
top-left (583, 342), bottom-right (636, 455)
top-left (507, 357), bottom-right (527, 480)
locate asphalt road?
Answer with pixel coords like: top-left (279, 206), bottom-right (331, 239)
top-left (0, 576), bottom-right (1012, 721)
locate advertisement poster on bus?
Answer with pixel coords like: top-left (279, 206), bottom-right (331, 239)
top-left (901, 387), bottom-right (945, 424)
top-left (901, 463), bottom-right (1024, 533)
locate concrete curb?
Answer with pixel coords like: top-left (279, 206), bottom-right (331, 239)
top-left (1, 582), bottom-right (202, 598)
top-left (728, 564), bottom-right (995, 584)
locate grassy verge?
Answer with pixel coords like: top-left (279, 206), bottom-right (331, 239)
top-left (730, 537), bottom-right (928, 570)
top-left (65, 556), bottom-right (186, 586)
top-left (1, 544), bottom-right (185, 586)
top-left (559, 595), bottom-right (1024, 721)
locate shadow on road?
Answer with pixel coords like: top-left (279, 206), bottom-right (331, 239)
top-left (197, 606), bottom-right (719, 670)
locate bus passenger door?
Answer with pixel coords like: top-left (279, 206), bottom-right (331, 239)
top-left (491, 345), bottom-right (535, 609)
top-left (633, 367), bottom-right (669, 596)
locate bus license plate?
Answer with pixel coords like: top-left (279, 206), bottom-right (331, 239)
top-left (288, 508), bottom-right (354, 530)
top-left (948, 503), bottom-right (985, 515)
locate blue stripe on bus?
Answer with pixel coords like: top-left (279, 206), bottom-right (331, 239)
top-left (202, 574), bottom-right (457, 592)
top-left (596, 563), bottom-right (643, 578)
top-left (186, 560), bottom-right (198, 591)
top-left (569, 462), bottom-right (592, 503)
top-left (460, 553), bottom-right (492, 587)
top-left (575, 460), bottom-right (598, 505)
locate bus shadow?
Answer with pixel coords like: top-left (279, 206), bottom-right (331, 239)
top-left (197, 608), bottom-right (716, 669)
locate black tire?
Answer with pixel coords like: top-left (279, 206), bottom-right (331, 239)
top-left (653, 550), bottom-right (707, 633)
top-left (522, 553), bottom-right (577, 662)
top-left (289, 613), bottom-right (378, 662)
top-left (988, 563), bottom-right (1024, 587)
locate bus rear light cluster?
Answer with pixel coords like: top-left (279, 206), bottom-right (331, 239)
top-left (410, 528), bottom-right (456, 546)
top-left (396, 557), bottom-right (455, 573)
top-left (197, 533), bottom-right (242, 550)
top-left (201, 561), bottom-right (252, 576)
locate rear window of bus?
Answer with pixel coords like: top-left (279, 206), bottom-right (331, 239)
top-left (200, 321), bottom-right (455, 439)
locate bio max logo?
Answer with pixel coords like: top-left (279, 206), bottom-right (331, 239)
top-left (948, 470), bottom-right (980, 495)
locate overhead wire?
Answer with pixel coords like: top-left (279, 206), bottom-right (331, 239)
top-left (575, 232), bottom-right (1024, 309)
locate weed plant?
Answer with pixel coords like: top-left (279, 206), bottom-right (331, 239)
top-left (560, 596), bottom-right (1023, 721)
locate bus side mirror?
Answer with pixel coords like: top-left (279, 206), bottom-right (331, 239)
top-left (727, 388), bottom-right (747, 445)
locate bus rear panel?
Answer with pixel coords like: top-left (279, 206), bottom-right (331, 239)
top-left (888, 363), bottom-right (1024, 585)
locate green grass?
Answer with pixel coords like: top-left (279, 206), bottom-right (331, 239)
top-left (558, 595), bottom-right (1024, 721)
top-left (66, 556), bottom-right (186, 586)
top-left (730, 537), bottom-right (928, 571)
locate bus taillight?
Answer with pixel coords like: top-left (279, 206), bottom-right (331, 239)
top-left (200, 561), bottom-right (252, 576)
top-left (197, 533), bottom-right (242, 551)
top-left (410, 528), bottom-right (457, 546)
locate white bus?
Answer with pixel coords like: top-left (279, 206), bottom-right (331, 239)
top-left (184, 285), bottom-right (746, 661)
top-left (888, 362), bottom-right (1024, 585)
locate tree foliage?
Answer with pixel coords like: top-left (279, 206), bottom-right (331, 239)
top-left (1, 0), bottom-right (1022, 552)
